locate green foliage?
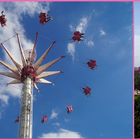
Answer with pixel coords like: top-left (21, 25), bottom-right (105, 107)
top-left (135, 71), bottom-right (140, 91)
top-left (135, 96), bottom-right (140, 138)
top-left (135, 70), bottom-right (140, 138)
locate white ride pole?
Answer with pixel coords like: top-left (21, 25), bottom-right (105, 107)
top-left (19, 77), bottom-right (33, 138)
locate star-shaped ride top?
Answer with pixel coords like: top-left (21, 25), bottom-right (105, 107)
top-left (0, 32), bottom-right (64, 91)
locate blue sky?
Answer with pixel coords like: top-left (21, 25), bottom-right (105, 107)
top-left (0, 2), bottom-right (132, 138)
top-left (134, 2), bottom-right (140, 67)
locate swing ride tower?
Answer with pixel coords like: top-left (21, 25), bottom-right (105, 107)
top-left (19, 77), bottom-right (33, 138)
top-left (0, 32), bottom-right (64, 138)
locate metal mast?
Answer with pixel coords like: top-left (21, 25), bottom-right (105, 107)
top-left (19, 77), bottom-right (33, 138)
top-left (0, 33), bottom-right (64, 138)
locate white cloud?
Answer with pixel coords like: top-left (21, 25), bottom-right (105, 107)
top-left (0, 2), bottom-right (50, 104)
top-left (100, 29), bottom-right (106, 36)
top-left (76, 17), bottom-right (88, 33)
top-left (69, 25), bottom-right (75, 32)
top-left (67, 17), bottom-right (89, 60)
top-left (0, 94), bottom-right (9, 104)
top-left (39, 128), bottom-right (83, 138)
top-left (67, 43), bottom-right (75, 61)
top-left (50, 110), bottom-right (58, 119)
top-left (53, 122), bottom-right (60, 127)
top-left (14, 2), bottom-right (50, 17)
top-left (86, 40), bottom-right (94, 48)
top-left (0, 72), bottom-right (22, 104)
top-left (134, 35), bottom-right (140, 67)
top-left (0, 2), bottom-right (50, 17)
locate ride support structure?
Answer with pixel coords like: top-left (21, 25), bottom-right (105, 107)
top-left (0, 32), bottom-right (63, 138)
top-left (19, 77), bottom-right (33, 138)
